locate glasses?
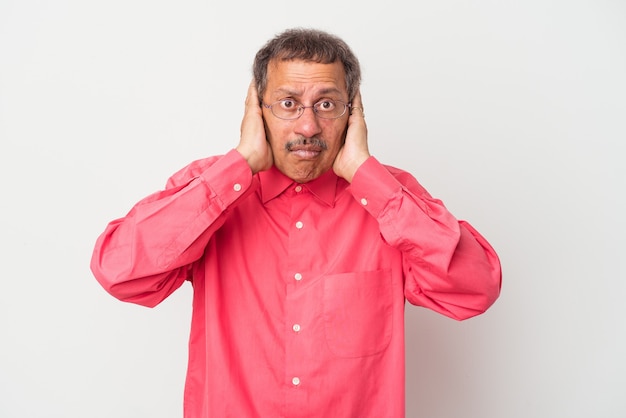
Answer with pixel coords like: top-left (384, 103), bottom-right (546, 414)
top-left (262, 99), bottom-right (351, 120)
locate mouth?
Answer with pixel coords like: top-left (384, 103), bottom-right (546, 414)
top-left (285, 138), bottom-right (327, 159)
top-left (288, 145), bottom-right (324, 159)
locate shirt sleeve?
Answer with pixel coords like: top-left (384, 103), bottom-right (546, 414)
top-left (90, 149), bottom-right (254, 307)
top-left (350, 156), bottom-right (502, 320)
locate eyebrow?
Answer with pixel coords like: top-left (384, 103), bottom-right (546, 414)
top-left (272, 87), bottom-right (344, 98)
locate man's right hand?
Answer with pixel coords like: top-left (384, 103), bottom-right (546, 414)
top-left (236, 80), bottom-right (274, 174)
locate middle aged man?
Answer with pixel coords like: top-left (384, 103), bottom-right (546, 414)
top-left (91, 28), bottom-right (502, 418)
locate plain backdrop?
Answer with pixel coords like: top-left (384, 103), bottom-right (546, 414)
top-left (1, 1), bottom-right (625, 417)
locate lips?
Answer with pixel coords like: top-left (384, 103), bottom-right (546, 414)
top-left (285, 138), bottom-right (328, 159)
top-left (288, 144), bottom-right (323, 151)
top-left (288, 145), bottom-right (323, 159)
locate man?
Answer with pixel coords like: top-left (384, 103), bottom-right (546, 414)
top-left (91, 28), bottom-right (501, 418)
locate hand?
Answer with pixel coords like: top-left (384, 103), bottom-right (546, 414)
top-left (236, 80), bottom-right (274, 174)
top-left (333, 91), bottom-right (370, 183)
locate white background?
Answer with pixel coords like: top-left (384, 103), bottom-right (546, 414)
top-left (1, 1), bottom-right (625, 417)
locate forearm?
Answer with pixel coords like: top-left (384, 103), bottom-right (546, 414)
top-left (90, 150), bottom-right (254, 306)
top-left (351, 157), bottom-right (501, 319)
top-left (401, 220), bottom-right (502, 320)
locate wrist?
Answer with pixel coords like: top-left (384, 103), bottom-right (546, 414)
top-left (341, 153), bottom-right (370, 183)
top-left (235, 145), bottom-right (272, 175)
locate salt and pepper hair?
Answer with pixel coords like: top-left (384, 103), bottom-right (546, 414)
top-left (253, 28), bottom-right (361, 102)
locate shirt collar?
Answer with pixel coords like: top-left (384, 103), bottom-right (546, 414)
top-left (258, 166), bottom-right (343, 206)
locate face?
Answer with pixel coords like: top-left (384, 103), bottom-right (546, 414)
top-left (261, 59), bottom-right (350, 183)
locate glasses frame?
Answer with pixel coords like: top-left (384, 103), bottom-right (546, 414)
top-left (262, 99), bottom-right (352, 120)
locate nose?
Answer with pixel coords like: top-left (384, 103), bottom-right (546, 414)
top-left (293, 107), bottom-right (322, 138)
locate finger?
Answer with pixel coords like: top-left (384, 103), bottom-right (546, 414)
top-left (350, 106), bottom-right (365, 117)
top-left (349, 90), bottom-right (365, 117)
top-left (351, 90), bottom-right (363, 108)
top-left (245, 79), bottom-right (260, 107)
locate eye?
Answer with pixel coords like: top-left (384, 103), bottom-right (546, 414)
top-left (316, 100), bottom-right (336, 112)
top-left (279, 99), bottom-right (298, 111)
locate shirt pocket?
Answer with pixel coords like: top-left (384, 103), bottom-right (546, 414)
top-left (322, 269), bottom-right (393, 358)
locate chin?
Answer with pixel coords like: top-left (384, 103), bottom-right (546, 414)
top-left (287, 167), bottom-right (324, 183)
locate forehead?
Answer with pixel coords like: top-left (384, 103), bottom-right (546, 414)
top-left (265, 59), bottom-right (347, 99)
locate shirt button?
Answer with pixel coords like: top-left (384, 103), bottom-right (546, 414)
top-left (294, 273), bottom-right (303, 281)
top-left (292, 377), bottom-right (300, 386)
top-left (233, 183), bottom-right (242, 192)
top-left (292, 324), bottom-right (301, 332)
top-left (295, 185), bottom-right (303, 192)
top-left (295, 221), bottom-right (304, 229)
top-left (360, 197), bottom-right (368, 205)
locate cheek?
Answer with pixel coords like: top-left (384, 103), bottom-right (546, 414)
top-left (326, 123), bottom-right (348, 149)
top-left (264, 120), bottom-right (283, 147)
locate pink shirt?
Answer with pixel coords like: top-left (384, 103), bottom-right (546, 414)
top-left (91, 150), bottom-right (501, 418)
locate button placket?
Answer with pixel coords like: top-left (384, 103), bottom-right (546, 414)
top-left (284, 186), bottom-right (315, 393)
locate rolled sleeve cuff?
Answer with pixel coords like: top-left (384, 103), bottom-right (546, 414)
top-left (350, 156), bottom-right (402, 219)
top-left (200, 149), bottom-right (253, 209)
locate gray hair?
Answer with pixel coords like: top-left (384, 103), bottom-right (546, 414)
top-left (253, 28), bottom-right (361, 102)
